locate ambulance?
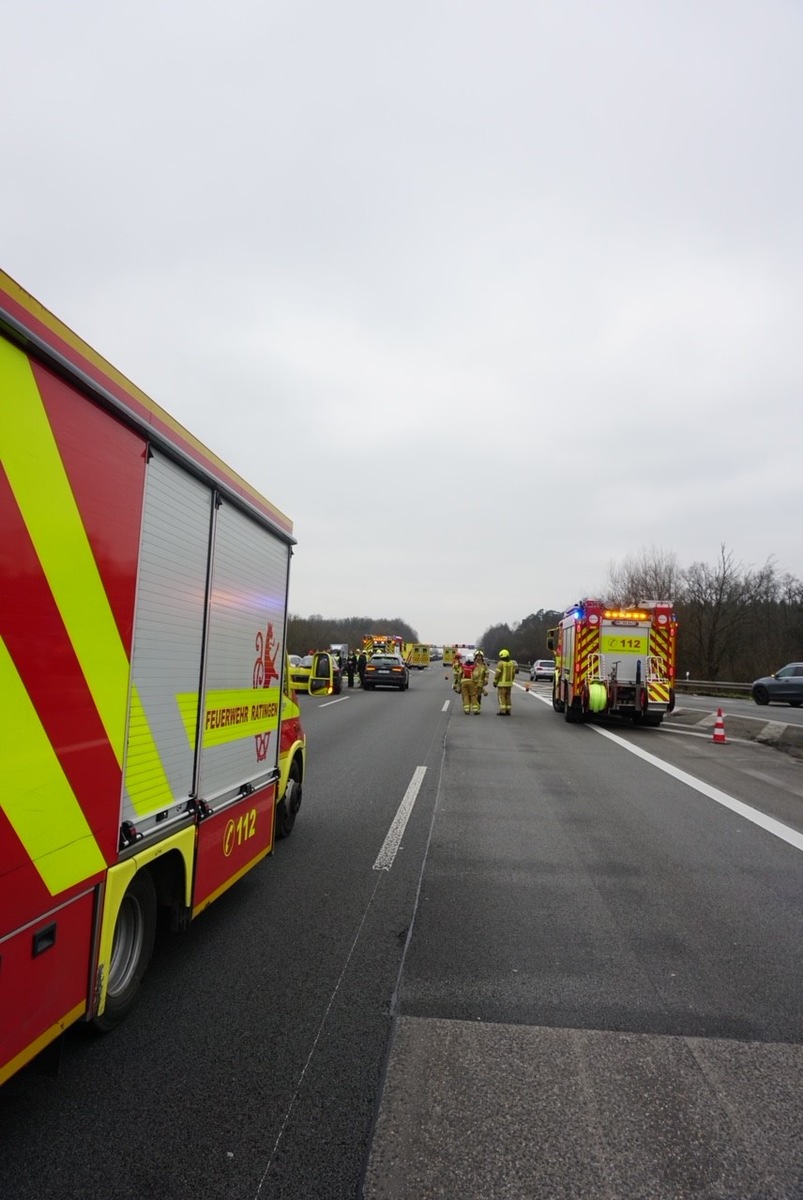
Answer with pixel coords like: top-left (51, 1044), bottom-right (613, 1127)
top-left (403, 643), bottom-right (430, 670)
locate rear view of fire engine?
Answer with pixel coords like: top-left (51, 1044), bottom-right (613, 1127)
top-left (547, 599), bottom-right (677, 726)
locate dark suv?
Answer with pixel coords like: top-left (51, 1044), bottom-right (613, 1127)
top-left (751, 663), bottom-right (803, 707)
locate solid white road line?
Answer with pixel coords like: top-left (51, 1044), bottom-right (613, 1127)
top-left (592, 725), bottom-right (803, 853)
top-left (320, 695), bottom-right (349, 707)
top-left (373, 766), bottom-right (428, 871)
top-left (528, 689), bottom-right (803, 851)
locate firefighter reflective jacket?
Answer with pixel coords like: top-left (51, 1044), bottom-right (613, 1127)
top-left (494, 658), bottom-right (517, 687)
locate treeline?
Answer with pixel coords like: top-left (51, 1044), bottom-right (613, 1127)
top-left (478, 546), bottom-right (803, 681)
top-left (478, 610), bottom-right (563, 667)
top-left (288, 548), bottom-right (802, 682)
top-left (287, 614), bottom-right (419, 656)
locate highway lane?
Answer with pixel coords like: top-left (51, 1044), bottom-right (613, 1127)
top-left (674, 688), bottom-right (803, 727)
top-left (2, 669), bottom-right (801, 1199)
top-left (364, 679), bottom-right (803, 1198)
top-left (0, 669), bottom-right (453, 1200)
top-left (530, 686), bottom-right (803, 837)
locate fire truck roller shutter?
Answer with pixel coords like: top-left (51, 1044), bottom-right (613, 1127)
top-left (123, 453), bottom-right (212, 835)
top-left (199, 499), bottom-right (289, 801)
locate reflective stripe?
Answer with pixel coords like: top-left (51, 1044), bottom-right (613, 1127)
top-left (124, 684), bottom-right (177, 817)
top-left (0, 341), bottom-right (129, 764)
top-left (176, 685), bottom-right (283, 749)
top-left (0, 1000), bottom-right (88, 1087)
top-left (0, 637), bottom-right (107, 894)
top-left (2, 341), bottom-right (174, 816)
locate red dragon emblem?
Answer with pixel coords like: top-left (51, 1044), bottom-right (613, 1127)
top-left (252, 622), bottom-right (280, 762)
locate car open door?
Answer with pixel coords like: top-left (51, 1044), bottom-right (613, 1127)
top-left (309, 651), bottom-right (336, 696)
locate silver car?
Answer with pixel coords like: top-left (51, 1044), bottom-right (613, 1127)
top-left (530, 659), bottom-right (556, 682)
top-left (752, 662), bottom-right (803, 707)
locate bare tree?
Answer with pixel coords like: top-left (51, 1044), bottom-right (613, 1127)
top-left (678, 545), bottom-right (776, 679)
top-left (605, 546), bottom-right (682, 606)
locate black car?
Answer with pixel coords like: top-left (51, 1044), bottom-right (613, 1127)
top-left (752, 662), bottom-right (803, 707)
top-left (363, 654), bottom-right (410, 691)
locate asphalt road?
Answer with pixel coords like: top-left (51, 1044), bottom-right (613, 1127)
top-left (674, 687), bottom-right (803, 728)
top-left (2, 670), bottom-right (802, 1199)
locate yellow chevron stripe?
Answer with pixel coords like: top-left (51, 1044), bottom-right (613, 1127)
top-left (0, 340), bottom-right (129, 764)
top-left (175, 686), bottom-right (283, 749)
top-left (124, 684), bottom-right (177, 817)
top-left (2, 340), bottom-right (176, 819)
top-left (0, 637), bottom-right (107, 894)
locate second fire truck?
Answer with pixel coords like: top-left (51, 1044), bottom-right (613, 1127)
top-left (547, 599), bottom-right (677, 725)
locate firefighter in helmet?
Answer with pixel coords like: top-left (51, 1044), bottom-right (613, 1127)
top-left (473, 649), bottom-right (489, 713)
top-left (458, 653), bottom-right (478, 714)
top-left (452, 651), bottom-right (463, 693)
top-left (493, 648), bottom-right (518, 715)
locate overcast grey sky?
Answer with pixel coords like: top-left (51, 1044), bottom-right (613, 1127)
top-left (5, 1), bottom-right (802, 644)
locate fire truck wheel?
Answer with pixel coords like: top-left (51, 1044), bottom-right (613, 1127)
top-left (94, 869), bottom-right (157, 1032)
top-left (552, 690), bottom-right (565, 713)
top-left (564, 697), bottom-right (579, 723)
top-left (275, 761), bottom-right (302, 840)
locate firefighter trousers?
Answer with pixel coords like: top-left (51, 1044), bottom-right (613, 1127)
top-left (497, 685), bottom-right (512, 714)
top-left (461, 678), bottom-right (479, 713)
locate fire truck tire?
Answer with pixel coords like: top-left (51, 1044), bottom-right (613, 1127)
top-left (564, 696), bottom-right (579, 723)
top-left (94, 869), bottom-right (157, 1032)
top-left (552, 689), bottom-right (565, 713)
top-left (275, 761), bottom-right (302, 840)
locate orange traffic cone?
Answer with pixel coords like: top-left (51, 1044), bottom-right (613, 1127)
top-left (712, 708), bottom-right (727, 744)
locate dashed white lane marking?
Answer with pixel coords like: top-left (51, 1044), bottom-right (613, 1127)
top-left (373, 766), bottom-right (428, 871)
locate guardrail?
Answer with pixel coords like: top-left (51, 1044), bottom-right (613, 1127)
top-left (675, 680), bottom-right (752, 695)
top-left (516, 666), bottom-right (753, 697)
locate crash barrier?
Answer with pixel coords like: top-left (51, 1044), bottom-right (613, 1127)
top-left (518, 671), bottom-right (752, 695)
top-left (509, 667), bottom-right (753, 695)
top-left (675, 680), bottom-right (752, 696)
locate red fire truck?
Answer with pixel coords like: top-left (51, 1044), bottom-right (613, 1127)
top-left (547, 599), bottom-right (677, 725)
top-left (0, 272), bottom-right (306, 1084)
